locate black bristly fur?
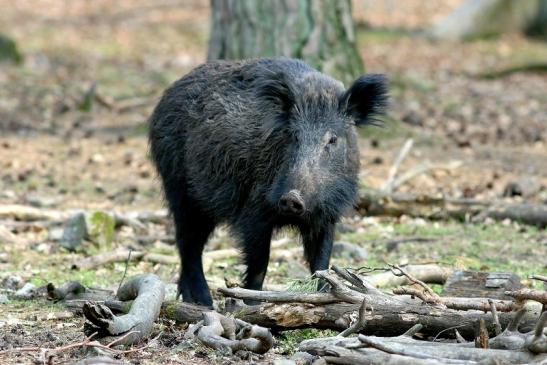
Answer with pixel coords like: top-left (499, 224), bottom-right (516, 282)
top-left (340, 74), bottom-right (389, 126)
top-left (148, 58), bottom-right (388, 306)
top-left (255, 72), bottom-right (295, 115)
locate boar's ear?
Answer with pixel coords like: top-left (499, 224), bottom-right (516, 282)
top-left (340, 74), bottom-right (388, 126)
top-left (256, 73), bottom-right (295, 115)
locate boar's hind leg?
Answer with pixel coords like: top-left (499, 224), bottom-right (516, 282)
top-left (171, 197), bottom-right (215, 307)
top-left (301, 223), bottom-right (335, 292)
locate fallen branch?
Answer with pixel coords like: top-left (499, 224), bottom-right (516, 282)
top-left (73, 249), bottom-right (145, 270)
top-left (505, 289), bottom-right (547, 305)
top-left (382, 138), bottom-right (414, 194)
top-left (530, 275), bottom-right (547, 284)
top-left (47, 281), bottom-right (86, 301)
top-left (299, 309), bottom-right (547, 364)
top-left (0, 204), bottom-right (167, 227)
top-left (0, 330), bottom-right (151, 360)
top-left (476, 62), bottom-right (547, 79)
top-left (358, 189), bottom-right (547, 227)
top-left (0, 205), bottom-right (73, 221)
top-left (361, 264), bottom-right (452, 288)
top-left (185, 311), bottom-right (273, 354)
top-left (218, 267), bottom-right (536, 338)
top-left (83, 274), bottom-right (165, 346)
top-left (390, 160), bottom-right (462, 192)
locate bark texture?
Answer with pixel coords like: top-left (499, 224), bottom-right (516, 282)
top-left (208, 0), bottom-right (363, 85)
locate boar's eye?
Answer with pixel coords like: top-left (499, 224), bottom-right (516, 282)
top-left (328, 135), bottom-right (338, 145)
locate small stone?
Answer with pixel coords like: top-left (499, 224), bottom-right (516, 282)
top-left (287, 260), bottom-right (309, 279)
top-left (35, 243), bottom-right (53, 254)
top-left (291, 351), bottom-right (316, 365)
top-left (85, 211), bottom-right (115, 250)
top-left (48, 227), bottom-right (64, 241)
top-left (25, 194), bottom-right (61, 208)
top-left (503, 176), bottom-right (542, 198)
top-left (274, 360), bottom-right (296, 365)
top-left (89, 153), bottom-right (105, 164)
top-left (336, 223), bottom-right (354, 234)
top-left (332, 241), bottom-right (367, 261)
top-left (402, 110), bottom-right (423, 126)
top-left (59, 212), bottom-right (87, 251)
top-left (0, 294), bottom-right (8, 304)
top-left (1, 275), bottom-right (24, 290)
top-left (14, 283), bottom-right (36, 300)
top-left (371, 156), bottom-right (384, 164)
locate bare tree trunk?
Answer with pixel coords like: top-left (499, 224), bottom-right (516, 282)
top-left (208, 0), bottom-right (363, 84)
top-left (527, 0), bottom-right (547, 38)
top-left (429, 0), bottom-right (540, 41)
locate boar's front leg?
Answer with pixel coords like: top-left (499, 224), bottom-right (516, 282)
top-left (237, 219), bottom-right (273, 303)
top-left (301, 222), bottom-right (335, 291)
top-left (172, 203), bottom-right (215, 307)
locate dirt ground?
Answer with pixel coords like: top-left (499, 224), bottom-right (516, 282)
top-left (0, 1), bottom-right (546, 364)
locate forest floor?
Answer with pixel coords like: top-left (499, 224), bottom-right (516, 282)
top-left (0, 1), bottom-right (546, 364)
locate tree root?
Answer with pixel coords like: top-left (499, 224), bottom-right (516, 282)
top-left (185, 311), bottom-right (273, 354)
top-left (83, 274), bottom-right (165, 346)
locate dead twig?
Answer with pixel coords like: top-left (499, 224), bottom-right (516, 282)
top-left (388, 263), bottom-right (439, 299)
top-left (217, 287), bottom-right (340, 304)
top-left (390, 160), bottom-right (462, 191)
top-left (0, 330), bottom-right (147, 357)
top-left (489, 299), bottom-right (502, 336)
top-left (382, 138), bottom-right (414, 194)
top-left (73, 249), bottom-right (144, 270)
top-left (338, 299), bottom-right (368, 337)
top-left (505, 289), bottom-right (547, 305)
top-left (117, 249), bottom-right (132, 293)
top-left (530, 275), bottom-right (547, 283)
top-left (392, 287), bottom-right (442, 306)
top-left (475, 318), bottom-right (489, 349)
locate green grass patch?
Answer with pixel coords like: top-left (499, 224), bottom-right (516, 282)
top-left (356, 27), bottom-right (410, 44)
top-left (275, 329), bottom-right (338, 355)
top-left (335, 220), bottom-right (546, 288)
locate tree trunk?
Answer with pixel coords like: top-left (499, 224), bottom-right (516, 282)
top-left (527, 0), bottom-right (547, 38)
top-left (208, 0), bottom-right (363, 85)
top-left (429, 0), bottom-right (540, 41)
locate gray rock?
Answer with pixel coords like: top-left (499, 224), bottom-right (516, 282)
top-left (332, 241), bottom-right (367, 261)
top-left (335, 223), bottom-right (355, 234)
top-left (14, 282), bottom-right (36, 300)
top-left (503, 176), bottom-right (542, 198)
top-left (25, 194), bottom-right (62, 208)
top-left (287, 260), bottom-right (309, 279)
top-left (60, 212), bottom-right (87, 251)
top-left (48, 227), bottom-right (64, 241)
top-left (1, 274), bottom-right (24, 290)
top-left (0, 294), bottom-right (9, 304)
top-left (291, 351), bottom-right (317, 365)
top-left (273, 360), bottom-right (296, 365)
top-left (85, 211), bottom-right (115, 250)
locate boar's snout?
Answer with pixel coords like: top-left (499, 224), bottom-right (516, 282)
top-left (279, 190), bottom-right (306, 216)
